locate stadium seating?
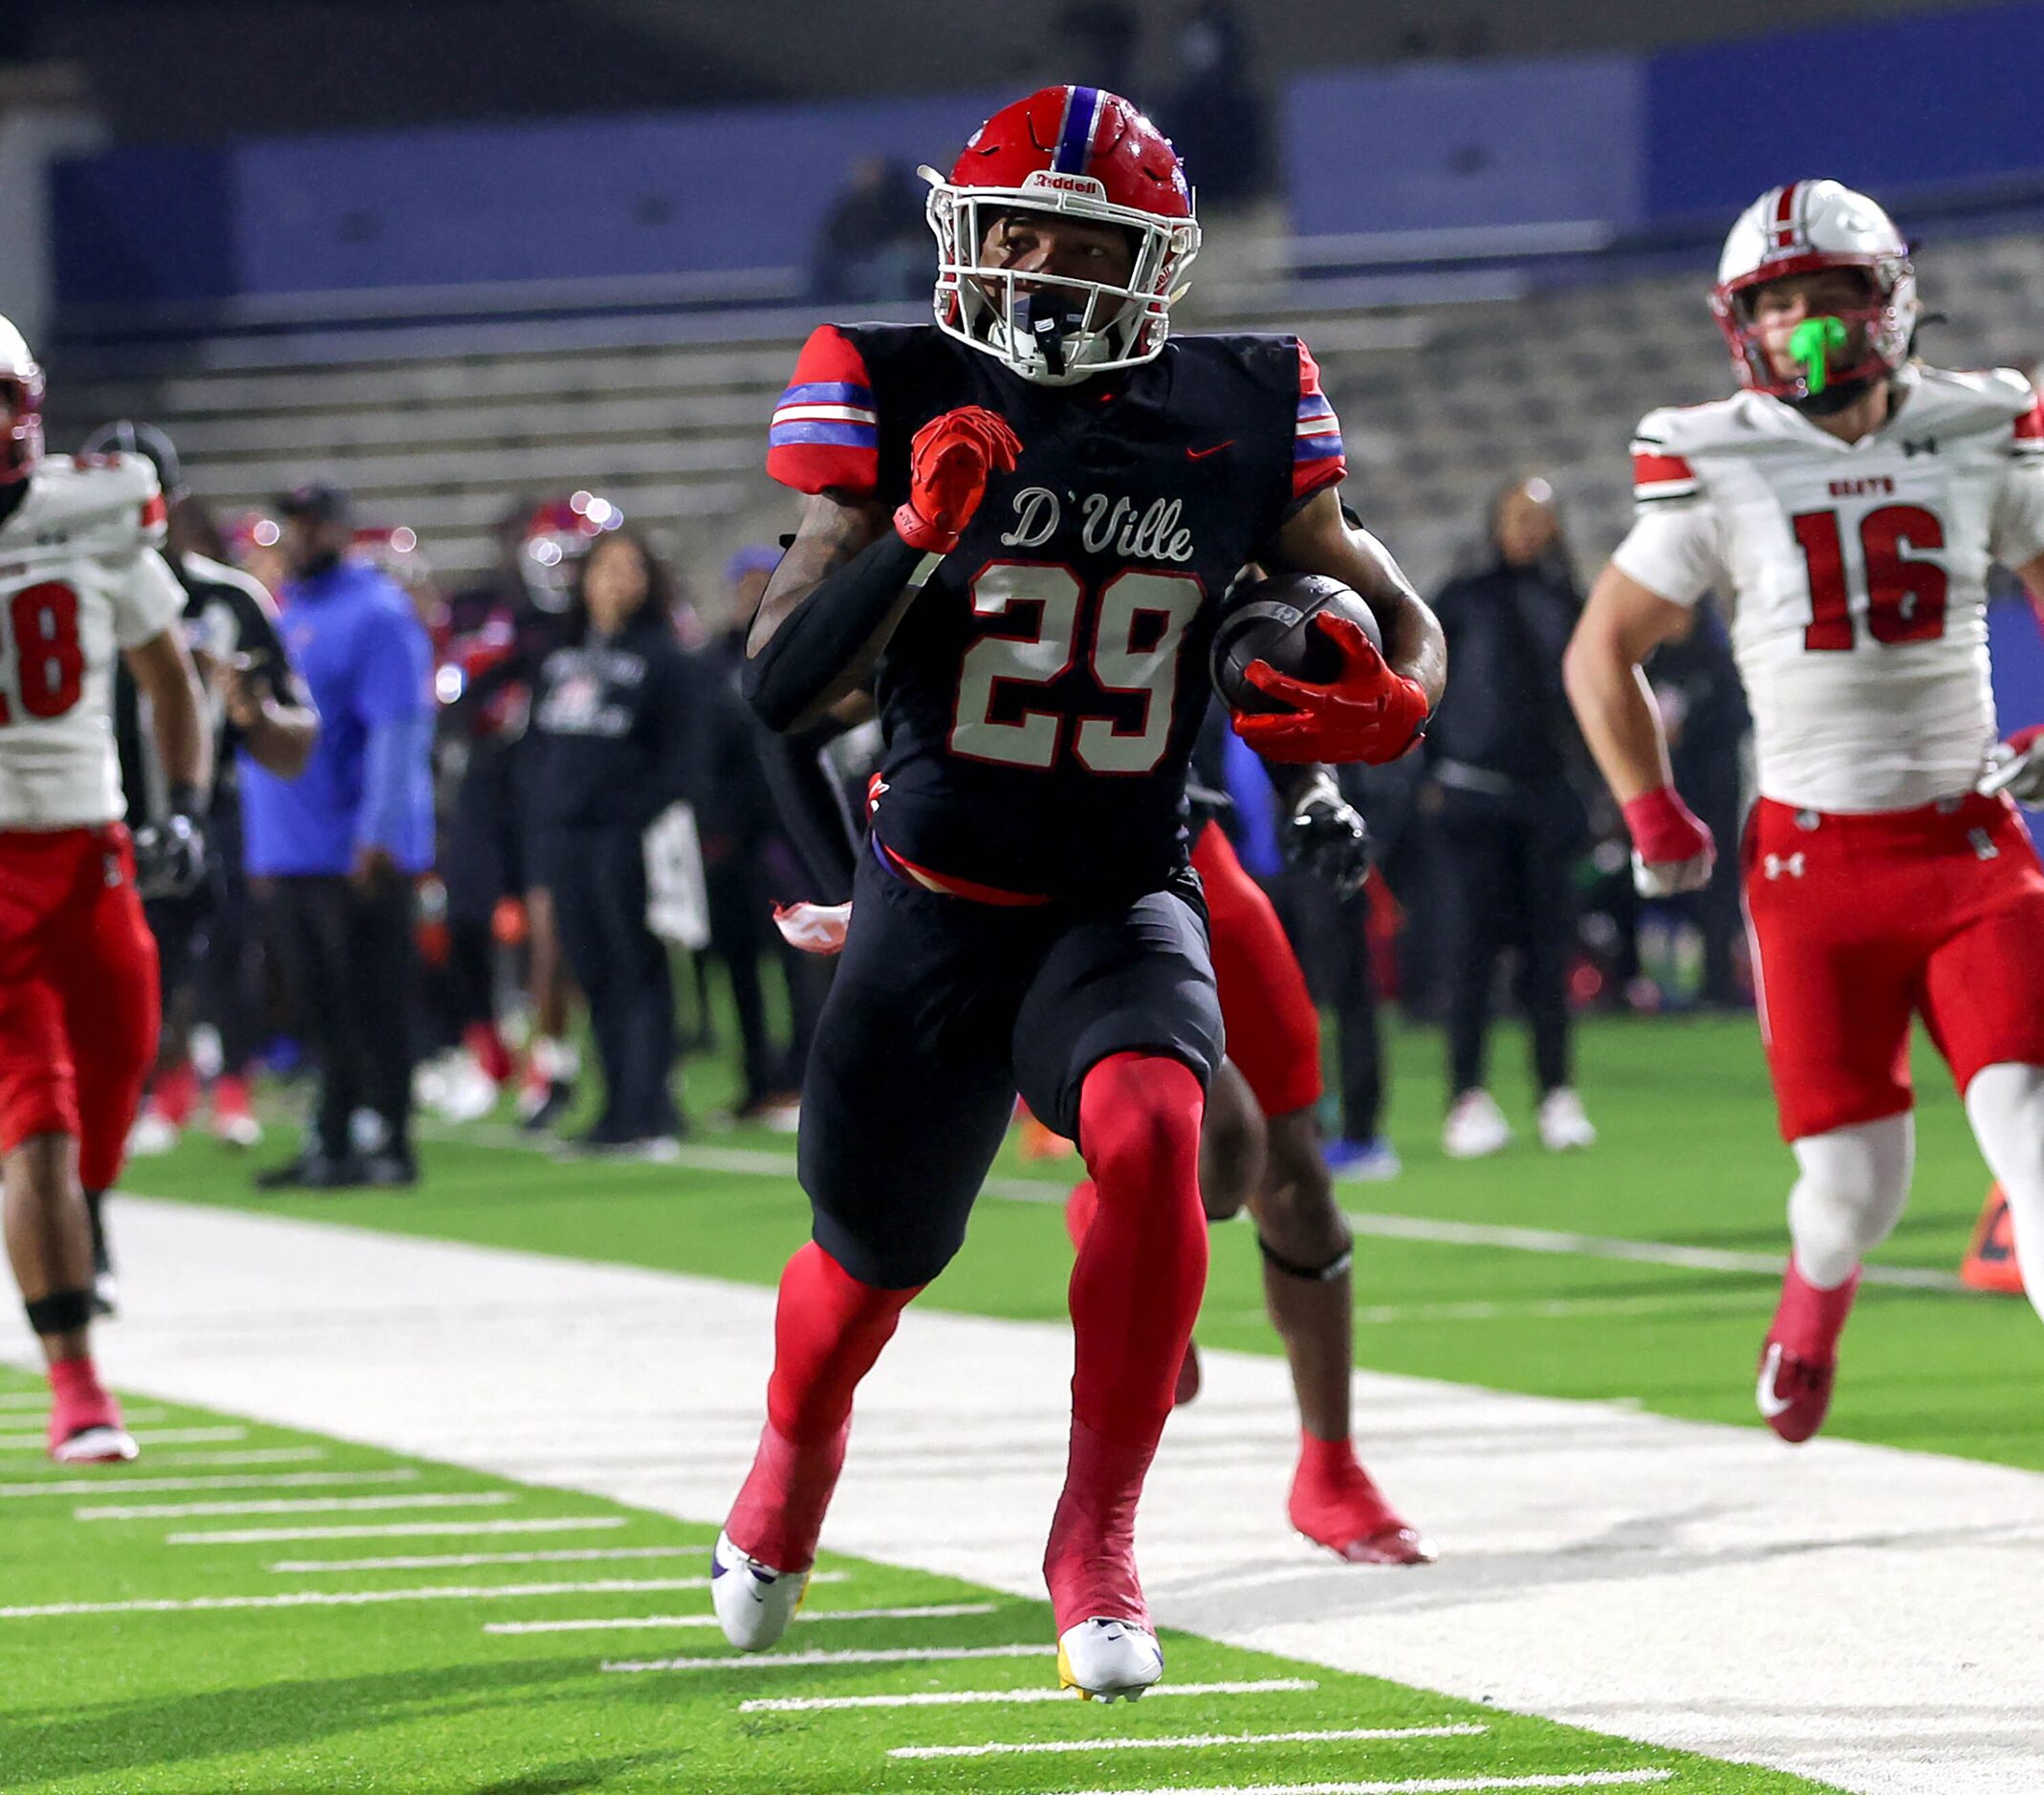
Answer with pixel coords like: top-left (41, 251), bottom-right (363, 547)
top-left (47, 227), bottom-right (2044, 606)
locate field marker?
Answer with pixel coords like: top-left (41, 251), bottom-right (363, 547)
top-left (742, 1676), bottom-right (1319, 1712)
top-left (169, 1516), bottom-right (623, 1545)
top-left (892, 1723), bottom-right (1490, 1758)
top-left (484, 1591), bottom-right (962, 1635)
top-left (271, 1545), bottom-right (706, 1572)
top-left (606, 1643), bottom-right (1044, 1674)
top-left (0, 1577), bottom-right (708, 1619)
top-left (125, 1448), bottom-right (329, 1469)
top-left (3, 1470), bottom-right (415, 1499)
top-left (436, 1119), bottom-right (1961, 1289)
top-left (1062, 1777), bottom-right (1674, 1795)
top-left (79, 1492), bottom-right (517, 1521)
top-left (0, 1426), bottom-right (247, 1450)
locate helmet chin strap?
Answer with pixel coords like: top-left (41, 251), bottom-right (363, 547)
top-left (1791, 373), bottom-right (1880, 417)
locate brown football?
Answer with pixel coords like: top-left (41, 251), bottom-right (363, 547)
top-left (1210, 572), bottom-right (1383, 714)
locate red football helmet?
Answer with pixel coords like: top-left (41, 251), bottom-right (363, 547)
top-left (0, 315), bottom-right (46, 485)
top-left (522, 490), bottom-right (622, 610)
top-left (924, 85), bottom-right (1201, 386)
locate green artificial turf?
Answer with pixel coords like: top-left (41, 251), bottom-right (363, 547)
top-left (0, 1366), bottom-right (1843, 1795)
top-left (123, 1013), bottom-right (2044, 1473)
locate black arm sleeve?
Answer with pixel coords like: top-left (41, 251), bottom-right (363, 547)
top-left (739, 530), bottom-right (924, 732)
top-left (754, 714), bottom-right (861, 903)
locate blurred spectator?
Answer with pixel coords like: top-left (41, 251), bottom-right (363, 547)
top-left (1650, 599), bottom-right (1750, 1008)
top-left (98, 422), bottom-right (317, 1165)
top-left (1161, 3), bottom-right (1268, 206)
top-left (1426, 477), bottom-right (1597, 1159)
top-left (809, 156), bottom-right (929, 304)
top-left (244, 485), bottom-right (435, 1189)
top-left (695, 547), bottom-right (826, 1124)
top-left (1057, 1), bottom-right (1142, 98)
top-left (528, 528), bottom-right (699, 1156)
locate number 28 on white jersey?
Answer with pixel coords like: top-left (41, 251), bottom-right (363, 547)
top-left (0, 451), bottom-right (185, 829)
top-left (1612, 365), bottom-right (2044, 813)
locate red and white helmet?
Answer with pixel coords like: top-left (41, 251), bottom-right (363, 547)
top-left (0, 314), bottom-right (46, 485)
top-left (923, 85), bottom-right (1201, 386)
top-left (1709, 180), bottom-right (1918, 401)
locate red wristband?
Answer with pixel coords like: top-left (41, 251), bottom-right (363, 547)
top-left (892, 502), bottom-right (957, 556)
top-left (1621, 786), bottom-right (1710, 865)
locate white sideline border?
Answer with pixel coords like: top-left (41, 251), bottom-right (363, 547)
top-left (891, 1722), bottom-right (1490, 1758)
top-left (740, 1676), bottom-right (1320, 1712)
top-left (12, 1196), bottom-right (2043, 1795)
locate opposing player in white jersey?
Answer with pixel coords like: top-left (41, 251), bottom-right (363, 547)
top-left (0, 316), bottom-right (210, 1461)
top-left (1566, 181), bottom-right (2044, 1443)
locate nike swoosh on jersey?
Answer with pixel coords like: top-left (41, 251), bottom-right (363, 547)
top-left (1185, 441), bottom-right (1235, 460)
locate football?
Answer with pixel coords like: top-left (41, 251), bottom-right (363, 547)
top-left (1209, 572), bottom-right (1384, 714)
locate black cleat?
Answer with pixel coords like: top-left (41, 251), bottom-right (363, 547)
top-left (253, 1152), bottom-right (365, 1192)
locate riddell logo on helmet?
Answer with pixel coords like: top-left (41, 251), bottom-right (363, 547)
top-left (1022, 170), bottom-right (1107, 199)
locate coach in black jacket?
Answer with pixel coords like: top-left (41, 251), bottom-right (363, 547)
top-left (529, 529), bottom-right (699, 1154)
top-left (1426, 478), bottom-right (1597, 1158)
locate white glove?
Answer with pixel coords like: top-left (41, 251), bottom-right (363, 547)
top-left (1979, 726), bottom-right (2044, 806)
top-left (1631, 847), bottom-right (1716, 898)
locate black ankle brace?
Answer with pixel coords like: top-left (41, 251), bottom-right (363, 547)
top-left (25, 1287), bottom-right (95, 1337)
top-left (1256, 1230), bottom-right (1355, 1282)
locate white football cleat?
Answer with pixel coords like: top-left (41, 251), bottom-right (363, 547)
top-left (710, 1530), bottom-right (809, 1651)
top-left (1537, 1087), bottom-right (1597, 1152)
top-left (1443, 1089), bottom-right (1511, 1159)
top-left (52, 1421), bottom-right (139, 1465)
top-left (1056, 1617), bottom-right (1163, 1702)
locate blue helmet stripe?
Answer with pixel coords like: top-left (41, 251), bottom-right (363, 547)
top-left (1053, 85), bottom-right (1100, 175)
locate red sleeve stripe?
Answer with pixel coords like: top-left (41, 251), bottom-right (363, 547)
top-left (140, 491), bottom-right (168, 531)
top-left (766, 325), bottom-right (881, 495)
top-left (2013, 395), bottom-right (2044, 446)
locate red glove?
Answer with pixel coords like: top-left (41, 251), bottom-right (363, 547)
top-left (1621, 785), bottom-right (1715, 897)
top-left (893, 406), bottom-right (1023, 554)
top-left (1229, 613), bottom-right (1430, 765)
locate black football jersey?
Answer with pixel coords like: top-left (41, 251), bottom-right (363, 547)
top-left (766, 321), bottom-right (1345, 899)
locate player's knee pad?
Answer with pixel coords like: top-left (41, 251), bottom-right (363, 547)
top-left (1078, 1052), bottom-right (1205, 1205)
top-left (1788, 1112), bottom-right (1914, 1286)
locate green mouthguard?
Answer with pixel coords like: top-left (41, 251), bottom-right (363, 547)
top-left (1789, 315), bottom-right (1850, 394)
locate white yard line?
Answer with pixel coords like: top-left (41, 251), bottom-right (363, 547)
top-left (891, 1722), bottom-right (1490, 1758)
top-left (604, 1643), bottom-right (1045, 1674)
top-left (112, 1447), bottom-right (328, 1468)
top-left (1065, 1779), bottom-right (1674, 1795)
top-left (169, 1516), bottom-right (625, 1545)
top-left (271, 1545), bottom-right (706, 1571)
top-left (741, 1676), bottom-right (1321, 1712)
top-left (1, 1469), bottom-right (414, 1499)
top-left (78, 1492), bottom-right (515, 1521)
top-left (482, 1591), bottom-right (958, 1635)
top-left (0, 1425), bottom-right (246, 1450)
top-left (0, 1576), bottom-right (707, 1619)
top-left (422, 1119), bottom-right (1961, 1288)
top-left (14, 1195), bottom-right (2043, 1795)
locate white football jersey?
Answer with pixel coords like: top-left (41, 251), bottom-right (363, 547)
top-left (1612, 364), bottom-right (2044, 812)
top-left (0, 452), bottom-right (185, 828)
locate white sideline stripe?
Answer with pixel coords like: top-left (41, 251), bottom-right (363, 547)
top-left (1063, 1778), bottom-right (1673, 1795)
top-left (1341, 1207), bottom-right (1968, 1292)
top-left (606, 1643), bottom-right (1045, 1674)
top-left (171, 1516), bottom-right (623, 1545)
top-left (484, 1590), bottom-right (958, 1635)
top-left (124, 1448), bottom-right (329, 1469)
top-left (271, 1545), bottom-right (707, 1571)
top-left (2, 1469), bottom-right (415, 1499)
top-left (0, 1425), bottom-right (247, 1449)
top-left (0, 1395), bottom-right (173, 1416)
top-left (438, 1121), bottom-right (1963, 1290)
top-left (892, 1722), bottom-right (1491, 1759)
top-left (742, 1676), bottom-right (1320, 1712)
top-left (0, 1576), bottom-right (707, 1619)
top-left (79, 1492), bottom-right (516, 1521)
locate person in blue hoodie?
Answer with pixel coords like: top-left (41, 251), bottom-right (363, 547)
top-left (242, 485), bottom-right (435, 1189)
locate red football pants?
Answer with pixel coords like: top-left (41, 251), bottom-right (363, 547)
top-left (0, 827), bottom-right (160, 1189)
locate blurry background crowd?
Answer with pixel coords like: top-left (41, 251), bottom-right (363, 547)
top-left (3, 0), bottom-right (2040, 1187)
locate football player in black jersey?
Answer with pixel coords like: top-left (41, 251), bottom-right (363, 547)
top-left (716, 85), bottom-right (1445, 1700)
